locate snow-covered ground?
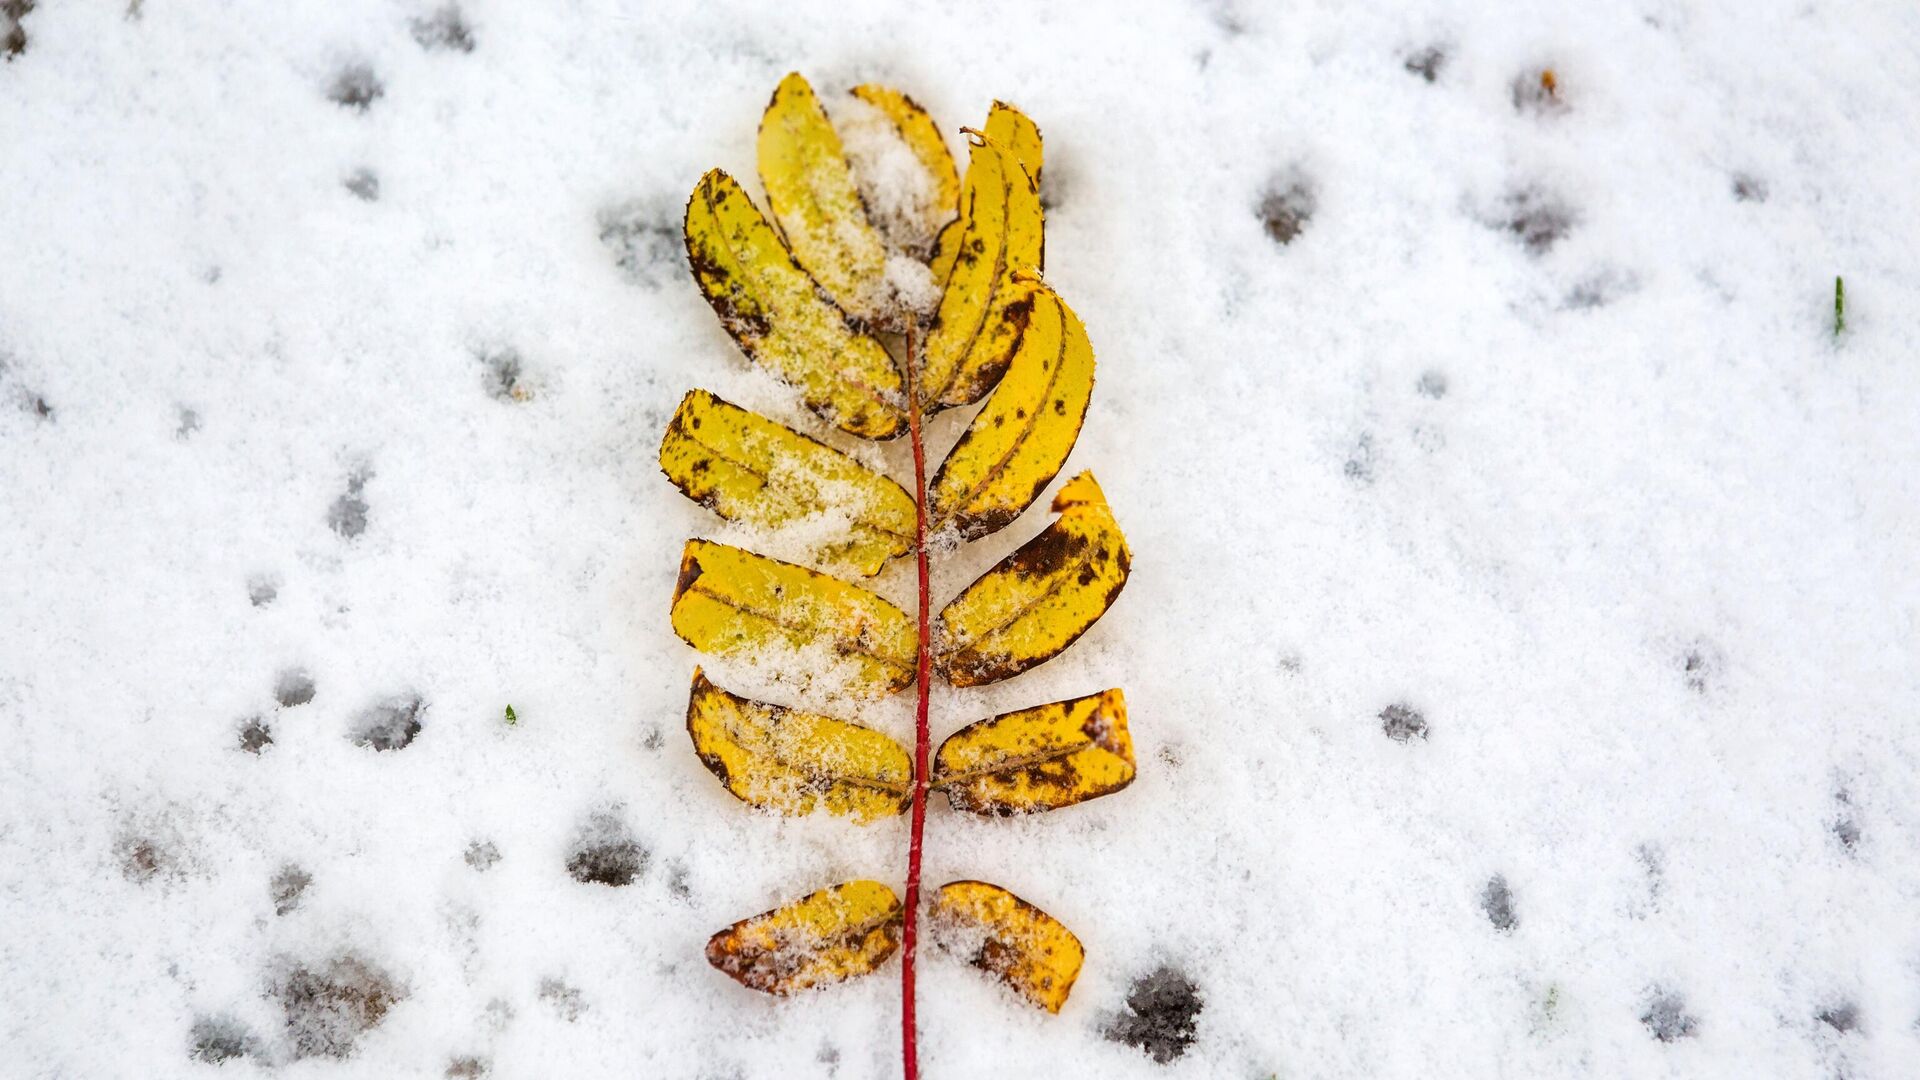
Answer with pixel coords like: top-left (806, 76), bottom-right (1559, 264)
top-left (4, 1), bottom-right (1919, 1077)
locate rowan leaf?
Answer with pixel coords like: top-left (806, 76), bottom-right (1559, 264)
top-left (919, 129), bottom-right (1044, 410)
top-left (671, 539), bottom-right (916, 696)
top-left (848, 83), bottom-right (960, 251)
top-left (686, 668), bottom-right (911, 821)
top-left (707, 879), bottom-right (904, 995)
top-left (659, 389), bottom-right (915, 576)
top-left (936, 472), bottom-right (1131, 687)
top-left (758, 72), bottom-right (893, 324)
top-left (983, 100), bottom-right (1044, 187)
top-left (927, 282), bottom-right (1092, 540)
top-left (930, 880), bottom-right (1084, 1013)
top-left (683, 168), bottom-right (906, 440)
top-left (932, 688), bottom-right (1132, 814)
top-left (929, 216), bottom-right (962, 290)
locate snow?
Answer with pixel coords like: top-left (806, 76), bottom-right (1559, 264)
top-left (3, 1), bottom-right (1919, 1078)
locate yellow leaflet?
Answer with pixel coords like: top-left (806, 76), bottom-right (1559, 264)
top-left (935, 472), bottom-right (1131, 688)
top-left (930, 881), bottom-right (1083, 1013)
top-left (932, 688), bottom-right (1133, 814)
top-left (919, 131), bottom-right (1044, 410)
top-left (707, 879), bottom-right (903, 995)
top-left (671, 539), bottom-right (916, 696)
top-left (659, 389), bottom-right (914, 576)
top-left (758, 72), bottom-right (891, 324)
top-left (685, 668), bottom-right (910, 821)
top-left (983, 100), bottom-right (1044, 187)
top-left (929, 217), bottom-right (962, 289)
top-left (683, 169), bottom-right (906, 440)
top-left (927, 284), bottom-right (1093, 540)
top-left (849, 83), bottom-right (960, 248)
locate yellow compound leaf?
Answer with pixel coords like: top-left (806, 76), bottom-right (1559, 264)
top-left (659, 389), bottom-right (914, 576)
top-left (707, 880), bottom-right (904, 995)
top-left (686, 668), bottom-right (911, 821)
top-left (983, 100), bottom-right (1044, 187)
top-left (758, 72), bottom-right (892, 324)
top-left (671, 539), bottom-right (916, 696)
top-left (932, 688), bottom-right (1133, 814)
top-left (849, 83), bottom-right (960, 248)
top-left (919, 130), bottom-right (1044, 410)
top-left (930, 881), bottom-right (1084, 1013)
top-left (683, 168), bottom-right (906, 440)
top-left (935, 472), bottom-right (1131, 688)
top-left (927, 283), bottom-right (1093, 540)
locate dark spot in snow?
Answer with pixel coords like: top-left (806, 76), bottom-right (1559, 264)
top-left (446, 1056), bottom-right (490, 1078)
top-left (2, 1), bottom-right (34, 60)
top-left (1634, 842), bottom-right (1666, 914)
top-left (275, 668), bottom-right (316, 708)
top-left (1104, 966), bottom-right (1203, 1063)
top-left (343, 168), bottom-right (380, 202)
top-left (271, 863), bottom-right (313, 915)
top-left (1038, 168), bottom-right (1064, 213)
top-left (464, 839), bottom-right (500, 871)
top-left (478, 347), bottom-right (532, 402)
top-left (816, 1042), bottom-right (841, 1066)
top-left (1482, 873), bottom-right (1517, 932)
top-left (411, 5), bottom-right (475, 52)
top-left (1832, 815), bottom-right (1861, 851)
top-left (328, 65), bottom-right (384, 112)
top-left (248, 575), bottom-right (279, 607)
top-left (1641, 987), bottom-right (1698, 1042)
top-left (640, 724), bottom-right (665, 751)
top-left (175, 406), bottom-right (200, 438)
top-left (1156, 743), bottom-right (1184, 768)
top-left (1511, 67), bottom-right (1566, 115)
top-left (538, 977), bottom-right (587, 1021)
top-left (1817, 1001), bottom-right (1859, 1034)
top-left (1731, 173), bottom-right (1767, 203)
top-left (1564, 270), bottom-right (1635, 310)
top-left (1417, 370), bottom-right (1448, 399)
top-left (272, 953), bottom-right (403, 1059)
top-left (1343, 433), bottom-right (1375, 484)
top-left (566, 809), bottom-right (647, 887)
top-left (1257, 177), bottom-right (1316, 246)
top-left (666, 860), bottom-right (692, 902)
top-left (328, 469), bottom-right (372, 539)
top-left (351, 693), bottom-right (423, 751)
top-left (1680, 641), bottom-right (1717, 693)
top-left (1497, 187), bottom-right (1576, 255)
top-left (1404, 45), bottom-right (1446, 82)
top-left (599, 202), bottom-right (683, 288)
top-left (1380, 703), bottom-right (1427, 743)
top-left (237, 715), bottom-right (274, 753)
top-left (188, 1015), bottom-right (258, 1064)
top-left (120, 836), bottom-right (172, 883)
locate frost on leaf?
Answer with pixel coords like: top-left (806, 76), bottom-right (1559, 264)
top-left (659, 389), bottom-right (914, 576)
top-left (706, 880), bottom-right (903, 995)
top-left (929, 881), bottom-right (1083, 1012)
top-left (686, 668), bottom-right (911, 821)
top-left (670, 539), bottom-right (916, 696)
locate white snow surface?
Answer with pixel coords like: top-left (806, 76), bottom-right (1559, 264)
top-left (3, 1), bottom-right (1919, 1078)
